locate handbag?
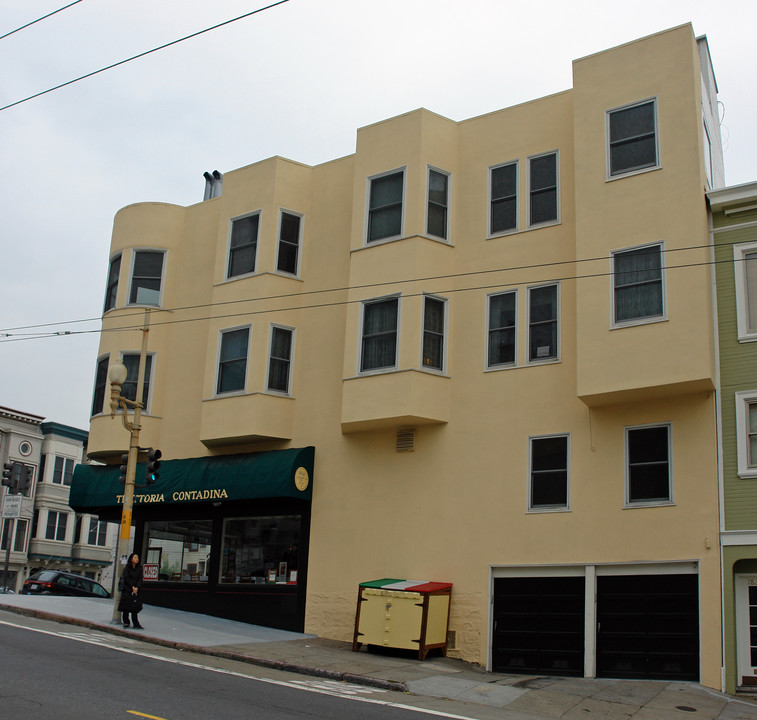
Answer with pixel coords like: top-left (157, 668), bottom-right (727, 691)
top-left (125, 592), bottom-right (143, 613)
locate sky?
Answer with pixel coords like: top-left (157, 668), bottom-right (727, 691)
top-left (1, 0), bottom-right (756, 431)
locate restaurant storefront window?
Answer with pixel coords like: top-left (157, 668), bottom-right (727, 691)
top-left (144, 520), bottom-right (213, 582)
top-left (221, 515), bottom-right (300, 584)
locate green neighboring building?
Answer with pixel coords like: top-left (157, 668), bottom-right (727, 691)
top-left (710, 181), bottom-right (757, 694)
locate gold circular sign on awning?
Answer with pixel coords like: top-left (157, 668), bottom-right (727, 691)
top-left (294, 466), bottom-right (309, 492)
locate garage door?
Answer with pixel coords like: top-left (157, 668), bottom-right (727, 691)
top-left (493, 576), bottom-right (585, 676)
top-left (596, 574), bottom-right (699, 681)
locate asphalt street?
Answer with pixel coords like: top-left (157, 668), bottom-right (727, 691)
top-left (0, 619), bottom-right (475, 720)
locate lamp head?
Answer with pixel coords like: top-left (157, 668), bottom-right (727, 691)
top-left (109, 361), bottom-right (128, 416)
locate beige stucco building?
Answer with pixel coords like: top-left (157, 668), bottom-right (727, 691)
top-left (74, 24), bottom-right (726, 686)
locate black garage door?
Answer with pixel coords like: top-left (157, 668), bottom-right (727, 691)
top-left (493, 576), bottom-right (585, 676)
top-left (597, 574), bottom-right (699, 681)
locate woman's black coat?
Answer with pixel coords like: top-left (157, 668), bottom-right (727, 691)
top-left (118, 562), bottom-right (143, 613)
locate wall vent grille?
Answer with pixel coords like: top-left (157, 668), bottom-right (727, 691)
top-left (396, 428), bottom-right (415, 452)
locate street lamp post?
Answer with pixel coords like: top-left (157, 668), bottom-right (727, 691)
top-left (108, 309), bottom-right (150, 623)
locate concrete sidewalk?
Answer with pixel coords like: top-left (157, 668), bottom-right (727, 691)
top-left (2, 594), bottom-right (756, 719)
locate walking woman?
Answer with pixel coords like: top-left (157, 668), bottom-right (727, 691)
top-left (119, 552), bottom-right (144, 629)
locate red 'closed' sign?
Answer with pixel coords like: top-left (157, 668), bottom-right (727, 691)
top-left (143, 564), bottom-right (159, 581)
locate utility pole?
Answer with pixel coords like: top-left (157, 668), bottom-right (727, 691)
top-left (108, 309), bottom-right (150, 622)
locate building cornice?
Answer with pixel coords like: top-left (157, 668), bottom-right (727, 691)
top-left (0, 406), bottom-right (44, 426)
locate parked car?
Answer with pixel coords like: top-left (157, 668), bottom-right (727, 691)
top-left (22, 571), bottom-right (111, 598)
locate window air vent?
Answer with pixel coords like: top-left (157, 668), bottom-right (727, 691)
top-left (396, 428), bottom-right (415, 452)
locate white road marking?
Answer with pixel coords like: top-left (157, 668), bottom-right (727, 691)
top-left (291, 679), bottom-right (388, 695)
top-left (0, 619), bottom-right (478, 719)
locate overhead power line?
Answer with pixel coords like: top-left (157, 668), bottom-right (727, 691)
top-left (0, 0), bottom-right (85, 41)
top-left (0, 249), bottom-right (740, 343)
top-left (0, 240), bottom-right (728, 336)
top-left (0, 0), bottom-right (289, 112)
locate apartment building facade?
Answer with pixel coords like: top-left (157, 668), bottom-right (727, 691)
top-left (709, 182), bottom-right (757, 694)
top-left (0, 407), bottom-right (116, 592)
top-left (74, 24), bottom-right (726, 686)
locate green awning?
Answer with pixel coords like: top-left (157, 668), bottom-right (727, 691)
top-left (69, 446), bottom-right (314, 511)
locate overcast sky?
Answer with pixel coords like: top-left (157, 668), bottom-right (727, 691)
top-left (1, 0), bottom-right (756, 431)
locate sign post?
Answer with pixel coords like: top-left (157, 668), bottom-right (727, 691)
top-left (1, 494), bottom-right (22, 592)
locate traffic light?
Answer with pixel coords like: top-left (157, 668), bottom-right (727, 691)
top-left (1, 462), bottom-right (15, 489)
top-left (118, 453), bottom-right (129, 484)
top-left (17, 464), bottom-right (33, 494)
top-left (146, 448), bottom-right (161, 485)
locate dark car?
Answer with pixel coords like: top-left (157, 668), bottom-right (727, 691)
top-left (22, 571), bottom-right (111, 598)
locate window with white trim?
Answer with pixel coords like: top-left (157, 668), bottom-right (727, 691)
top-left (528, 283), bottom-right (559, 362)
top-left (91, 356), bottom-right (109, 416)
top-left (625, 424), bottom-right (672, 505)
top-left (267, 325), bottom-right (294, 394)
top-left (277, 211), bottom-right (302, 275)
top-left (121, 353), bottom-right (154, 411)
top-left (88, 518), bottom-right (108, 546)
top-left (227, 213), bottom-right (260, 279)
top-left (489, 161), bottom-right (517, 235)
top-left (734, 242), bottom-right (757, 340)
top-left (361, 296), bottom-right (399, 372)
top-left (735, 391), bottom-right (757, 478)
top-left (529, 434), bottom-right (569, 510)
top-left (529, 151), bottom-right (558, 226)
top-left (103, 254), bottom-right (121, 312)
top-left (129, 250), bottom-right (164, 306)
top-left (607, 99), bottom-right (659, 177)
top-left (427, 168), bottom-right (450, 240)
top-left (216, 327), bottom-right (250, 394)
top-left (45, 511), bottom-right (68, 542)
top-left (1, 518), bottom-right (28, 552)
top-left (422, 296), bottom-right (446, 371)
top-left (487, 291), bottom-right (517, 368)
top-left (367, 170), bottom-right (404, 243)
top-left (52, 456), bottom-right (74, 486)
top-left (612, 243), bottom-right (664, 325)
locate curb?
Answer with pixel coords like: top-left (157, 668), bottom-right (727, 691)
top-left (0, 603), bottom-right (408, 693)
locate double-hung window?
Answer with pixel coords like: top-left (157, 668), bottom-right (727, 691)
top-left (129, 250), bottom-right (165, 305)
top-left (487, 291), bottom-right (516, 368)
top-left (427, 168), bottom-right (450, 240)
top-left (734, 242), bottom-right (757, 340)
top-left (367, 170), bottom-right (404, 243)
top-left (91, 356), bottom-right (109, 416)
top-left (529, 434), bottom-right (569, 510)
top-left (129, 250), bottom-right (164, 306)
top-left (607, 99), bottom-right (659, 177)
top-left (489, 161), bottom-right (518, 235)
top-left (361, 297), bottom-right (399, 372)
top-left (121, 353), bottom-right (154, 410)
top-left (625, 424), bottom-right (672, 505)
top-left (267, 325), bottom-right (294, 394)
top-left (46, 511), bottom-right (68, 542)
top-left (88, 518), bottom-right (108, 546)
top-left (277, 211), bottom-right (302, 275)
top-left (1, 519), bottom-right (28, 552)
top-left (217, 327), bottom-right (250, 394)
top-left (735, 391), bottom-right (757, 478)
top-left (422, 296), bottom-right (446, 371)
top-left (612, 243), bottom-right (664, 325)
top-left (528, 152), bottom-right (558, 226)
top-left (103, 254), bottom-right (121, 312)
top-left (228, 213), bottom-right (260, 279)
top-left (52, 456), bottom-right (74, 486)
top-left (528, 284), bottom-right (559, 362)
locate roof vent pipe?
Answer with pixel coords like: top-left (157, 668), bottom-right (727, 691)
top-left (202, 171), bottom-right (214, 201)
top-left (211, 170), bottom-right (223, 198)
